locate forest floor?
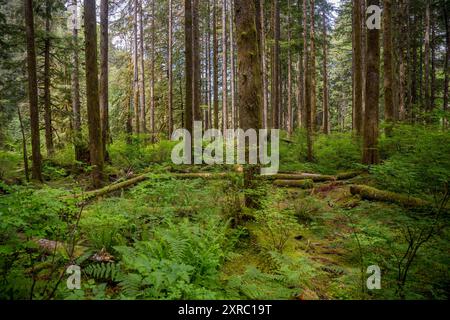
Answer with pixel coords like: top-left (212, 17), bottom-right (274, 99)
top-left (1, 128), bottom-right (449, 300)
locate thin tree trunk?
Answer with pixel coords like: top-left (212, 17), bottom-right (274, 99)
top-left (71, 0), bottom-right (82, 161)
top-left (304, 0), bottom-right (313, 161)
top-left (229, 0), bottom-right (236, 129)
top-left (222, 0), bottom-right (228, 130)
top-left (168, 0), bottom-right (173, 138)
top-left (185, 0), bottom-right (194, 137)
top-left (309, 0), bottom-right (316, 132)
top-left (24, 0), bottom-right (43, 182)
top-left (444, 3), bottom-right (449, 129)
top-left (271, 0), bottom-right (280, 129)
top-left (352, 0), bottom-right (363, 135)
top-left (287, 0), bottom-right (293, 137)
top-left (133, 0), bottom-right (140, 134)
top-left (139, 0), bottom-right (146, 133)
top-left (260, 0), bottom-right (268, 129)
top-left (383, 0), bottom-right (394, 135)
top-left (363, 0), bottom-right (381, 165)
top-left (150, 0), bottom-right (155, 141)
top-left (322, 8), bottom-right (329, 134)
top-left (431, 23), bottom-right (436, 113)
top-left (193, 0), bottom-right (202, 123)
top-left (17, 106), bottom-right (29, 182)
top-left (99, 0), bottom-right (109, 160)
top-left (84, 0), bottom-right (104, 188)
top-left (206, 0), bottom-right (212, 129)
top-left (424, 0), bottom-right (431, 115)
top-left (44, 0), bottom-right (54, 157)
top-left (213, 0), bottom-right (219, 129)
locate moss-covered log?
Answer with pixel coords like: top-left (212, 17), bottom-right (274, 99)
top-left (273, 179), bottom-right (314, 189)
top-left (271, 173), bottom-right (336, 182)
top-left (349, 185), bottom-right (429, 208)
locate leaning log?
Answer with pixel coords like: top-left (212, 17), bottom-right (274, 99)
top-left (273, 179), bottom-right (314, 189)
top-left (349, 185), bottom-right (429, 208)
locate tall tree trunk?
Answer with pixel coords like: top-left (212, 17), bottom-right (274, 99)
top-left (235, 0), bottom-right (262, 207)
top-left (206, 0), bottom-right (212, 129)
top-left (259, 0), bottom-right (269, 129)
top-left (193, 0), bottom-right (202, 123)
top-left (298, 0), bottom-right (305, 128)
top-left (398, 0), bottom-right (408, 121)
top-left (222, 0), bottom-right (228, 130)
top-left (287, 0), bottom-right (293, 136)
top-left (185, 0), bottom-right (194, 137)
top-left (309, 0), bottom-right (316, 132)
top-left (24, 0), bottom-right (43, 182)
top-left (322, 8), bottom-right (329, 134)
top-left (424, 0), bottom-right (431, 116)
top-left (229, 0), bottom-right (236, 129)
top-left (271, 0), bottom-right (280, 129)
top-left (444, 3), bottom-right (449, 129)
top-left (168, 0), bottom-right (173, 138)
top-left (139, 0), bottom-right (146, 133)
top-left (213, 0), bottom-right (219, 129)
top-left (363, 0), bottom-right (381, 165)
top-left (71, 0), bottom-right (82, 161)
top-left (150, 0), bottom-right (155, 141)
top-left (383, 0), bottom-right (394, 135)
top-left (44, 0), bottom-right (54, 157)
top-left (303, 0), bottom-right (313, 161)
top-left (133, 0), bottom-right (140, 134)
top-left (84, 0), bottom-right (104, 188)
top-left (99, 0), bottom-right (109, 160)
top-left (352, 0), bottom-right (363, 135)
top-left (431, 23), bottom-right (436, 114)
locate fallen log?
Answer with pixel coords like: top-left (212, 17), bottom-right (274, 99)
top-left (336, 171), bottom-right (364, 181)
top-left (349, 185), bottom-right (429, 208)
top-left (271, 173), bottom-right (336, 182)
top-left (171, 172), bottom-right (235, 179)
top-left (273, 179), bottom-right (314, 189)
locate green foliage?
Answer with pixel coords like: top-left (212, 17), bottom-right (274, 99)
top-left (374, 125), bottom-right (450, 201)
top-left (113, 217), bottom-right (235, 299)
top-left (84, 263), bottom-right (121, 282)
top-left (0, 150), bottom-right (21, 180)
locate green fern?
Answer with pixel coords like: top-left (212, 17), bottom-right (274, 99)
top-left (84, 263), bottom-right (120, 281)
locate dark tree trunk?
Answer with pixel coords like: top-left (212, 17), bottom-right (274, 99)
top-left (362, 0), bottom-right (381, 165)
top-left (352, 0), bottom-right (363, 135)
top-left (271, 0), bottom-right (280, 129)
top-left (44, 0), bottom-right (54, 157)
top-left (168, 0), bottom-right (173, 138)
top-left (84, 0), bottom-right (104, 188)
top-left (139, 0), bottom-right (146, 133)
top-left (383, 0), bottom-right (394, 135)
top-left (99, 0), bottom-right (109, 160)
top-left (322, 8), bottom-right (329, 134)
top-left (222, 0), bottom-right (228, 130)
top-left (213, 0), bottom-right (219, 129)
top-left (185, 0), bottom-right (194, 137)
top-left (24, 0), bottom-right (43, 182)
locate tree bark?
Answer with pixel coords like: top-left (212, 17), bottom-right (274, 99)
top-left (44, 0), bottom-right (54, 157)
top-left (24, 0), bottom-right (43, 182)
top-left (17, 106), bottom-right (29, 182)
top-left (84, 0), bottom-right (104, 188)
top-left (304, 0), bottom-right (313, 161)
top-left (287, 0), bottom-right (293, 137)
top-left (235, 0), bottom-right (263, 207)
top-left (383, 0), bottom-right (394, 136)
top-left (309, 0), bottom-right (316, 132)
top-left (271, 0), bottom-right (280, 129)
top-left (71, 0), bottom-right (82, 161)
top-left (322, 8), bottom-right (329, 134)
top-left (139, 0), bottom-right (146, 133)
top-left (352, 0), bottom-right (363, 135)
top-left (185, 0), bottom-right (194, 149)
top-left (260, 0), bottom-right (268, 129)
top-left (99, 0), bottom-right (109, 160)
top-left (150, 0), bottom-right (156, 141)
top-left (222, 0), bottom-right (228, 130)
top-left (424, 0), bottom-right (431, 115)
top-left (213, 0), bottom-right (219, 129)
top-left (362, 0), bottom-right (381, 165)
top-left (193, 0), bottom-right (202, 123)
top-left (229, 0), bottom-right (236, 129)
top-left (133, 0), bottom-right (140, 134)
top-left (444, 3), bottom-right (449, 129)
top-left (168, 0), bottom-right (173, 138)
